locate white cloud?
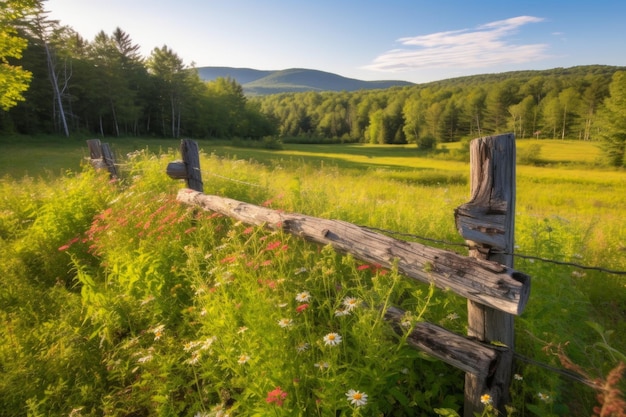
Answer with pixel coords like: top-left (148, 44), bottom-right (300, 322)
top-left (364, 16), bottom-right (550, 73)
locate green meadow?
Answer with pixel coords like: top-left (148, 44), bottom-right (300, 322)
top-left (0, 136), bottom-right (624, 416)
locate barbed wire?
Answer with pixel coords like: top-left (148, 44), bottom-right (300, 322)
top-left (200, 169), bottom-right (264, 188)
top-left (103, 158), bottom-right (626, 276)
top-left (361, 225), bottom-right (626, 276)
top-left (98, 156), bottom-right (622, 390)
top-left (511, 351), bottom-right (602, 390)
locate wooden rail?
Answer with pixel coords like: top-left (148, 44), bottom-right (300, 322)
top-left (165, 134), bottom-right (529, 415)
top-left (176, 188), bottom-right (529, 316)
top-left (86, 139), bottom-right (118, 178)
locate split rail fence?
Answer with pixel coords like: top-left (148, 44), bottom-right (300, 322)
top-left (88, 133), bottom-right (531, 416)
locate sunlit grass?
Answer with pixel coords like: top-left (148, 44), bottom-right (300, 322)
top-left (0, 136), bottom-right (624, 416)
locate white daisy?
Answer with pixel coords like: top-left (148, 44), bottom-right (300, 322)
top-left (295, 291), bottom-right (311, 303)
top-left (323, 332), bottom-right (342, 346)
top-left (345, 389), bottom-right (368, 407)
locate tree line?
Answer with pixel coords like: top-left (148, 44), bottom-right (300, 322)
top-left (253, 66), bottom-right (620, 145)
top-left (252, 66), bottom-right (626, 166)
top-left (1, 1), bottom-right (625, 165)
top-left (0, 1), bottom-right (274, 139)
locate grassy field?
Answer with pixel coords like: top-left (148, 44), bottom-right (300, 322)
top-left (0, 136), bottom-right (606, 178)
top-left (1, 135), bottom-right (624, 416)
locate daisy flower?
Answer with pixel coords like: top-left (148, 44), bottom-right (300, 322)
top-left (334, 308), bottom-right (350, 317)
top-left (480, 394), bottom-right (492, 405)
top-left (343, 297), bottom-right (360, 310)
top-left (278, 318), bottom-right (293, 328)
top-left (296, 342), bottom-right (309, 353)
top-left (345, 389), bottom-right (368, 407)
top-left (237, 354), bottom-right (250, 364)
top-left (323, 332), bottom-right (342, 346)
top-left (186, 352), bottom-right (201, 365)
top-left (295, 291), bottom-right (311, 302)
top-left (150, 324), bottom-right (165, 340)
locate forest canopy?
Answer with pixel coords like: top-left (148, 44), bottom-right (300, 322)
top-left (1, 1), bottom-right (625, 165)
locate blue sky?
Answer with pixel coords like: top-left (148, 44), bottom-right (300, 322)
top-left (45, 0), bottom-right (626, 84)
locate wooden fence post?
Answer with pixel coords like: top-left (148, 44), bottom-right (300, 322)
top-left (455, 133), bottom-right (517, 416)
top-left (86, 139), bottom-right (119, 178)
top-left (166, 139), bottom-right (203, 192)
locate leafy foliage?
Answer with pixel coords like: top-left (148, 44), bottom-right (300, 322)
top-left (0, 0), bottom-right (34, 110)
top-left (597, 71), bottom-right (626, 166)
top-left (0, 144), bottom-right (624, 416)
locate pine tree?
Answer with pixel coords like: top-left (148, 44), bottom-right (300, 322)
top-left (597, 71), bottom-right (626, 166)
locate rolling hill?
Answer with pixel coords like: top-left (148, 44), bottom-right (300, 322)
top-left (196, 67), bottom-right (414, 95)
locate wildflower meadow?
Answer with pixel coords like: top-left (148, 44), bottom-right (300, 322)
top-left (0, 141), bottom-right (624, 416)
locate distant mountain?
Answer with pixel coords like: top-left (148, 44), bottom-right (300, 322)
top-left (196, 67), bottom-right (414, 95)
top-left (196, 67), bottom-right (274, 85)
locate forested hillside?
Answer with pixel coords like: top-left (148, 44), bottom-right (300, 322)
top-left (1, 9), bottom-right (276, 140)
top-left (253, 65), bottom-right (625, 146)
top-left (1, 2), bottom-right (625, 166)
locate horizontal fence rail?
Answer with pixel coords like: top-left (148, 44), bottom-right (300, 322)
top-left (176, 188), bottom-right (530, 316)
top-left (164, 134), bottom-right (528, 416)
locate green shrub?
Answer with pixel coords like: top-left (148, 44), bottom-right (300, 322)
top-left (518, 143), bottom-right (544, 165)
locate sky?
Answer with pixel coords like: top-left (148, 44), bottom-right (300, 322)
top-left (44, 0), bottom-right (626, 84)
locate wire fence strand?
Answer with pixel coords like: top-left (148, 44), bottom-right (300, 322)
top-left (360, 225), bottom-right (626, 276)
top-left (112, 159), bottom-right (626, 276)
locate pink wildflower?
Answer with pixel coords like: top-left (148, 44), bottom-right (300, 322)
top-left (266, 386), bottom-right (287, 406)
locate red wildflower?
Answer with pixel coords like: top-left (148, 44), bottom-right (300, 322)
top-left (220, 255), bottom-right (238, 264)
top-left (266, 240), bottom-right (282, 251)
top-left (296, 303), bottom-right (309, 313)
top-left (357, 264), bottom-right (370, 271)
top-left (266, 386), bottom-right (287, 406)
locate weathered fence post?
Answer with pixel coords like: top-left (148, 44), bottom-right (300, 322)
top-left (166, 139), bottom-right (203, 192)
top-left (86, 139), bottom-right (119, 178)
top-left (168, 135), bottom-right (530, 414)
top-left (455, 133), bottom-right (517, 416)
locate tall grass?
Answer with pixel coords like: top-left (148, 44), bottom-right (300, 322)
top-left (0, 139), bottom-right (624, 416)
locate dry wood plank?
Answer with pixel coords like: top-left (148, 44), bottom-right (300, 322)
top-left (86, 139), bottom-right (106, 170)
top-left (385, 306), bottom-right (502, 378)
top-left (182, 139), bottom-right (203, 192)
top-left (166, 139), bottom-right (203, 192)
top-left (176, 188), bottom-right (530, 316)
top-left (87, 138), bottom-right (117, 177)
top-left (101, 142), bottom-right (119, 178)
top-left (455, 133), bottom-right (517, 416)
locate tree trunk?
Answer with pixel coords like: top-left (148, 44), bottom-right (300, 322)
top-left (43, 41), bottom-right (69, 137)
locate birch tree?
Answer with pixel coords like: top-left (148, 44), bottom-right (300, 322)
top-left (28, 6), bottom-right (69, 136)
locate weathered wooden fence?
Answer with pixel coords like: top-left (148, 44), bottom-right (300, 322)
top-left (86, 139), bottom-right (119, 178)
top-left (161, 133), bottom-right (529, 416)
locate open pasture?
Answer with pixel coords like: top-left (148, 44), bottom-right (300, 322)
top-left (0, 136), bottom-right (624, 416)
